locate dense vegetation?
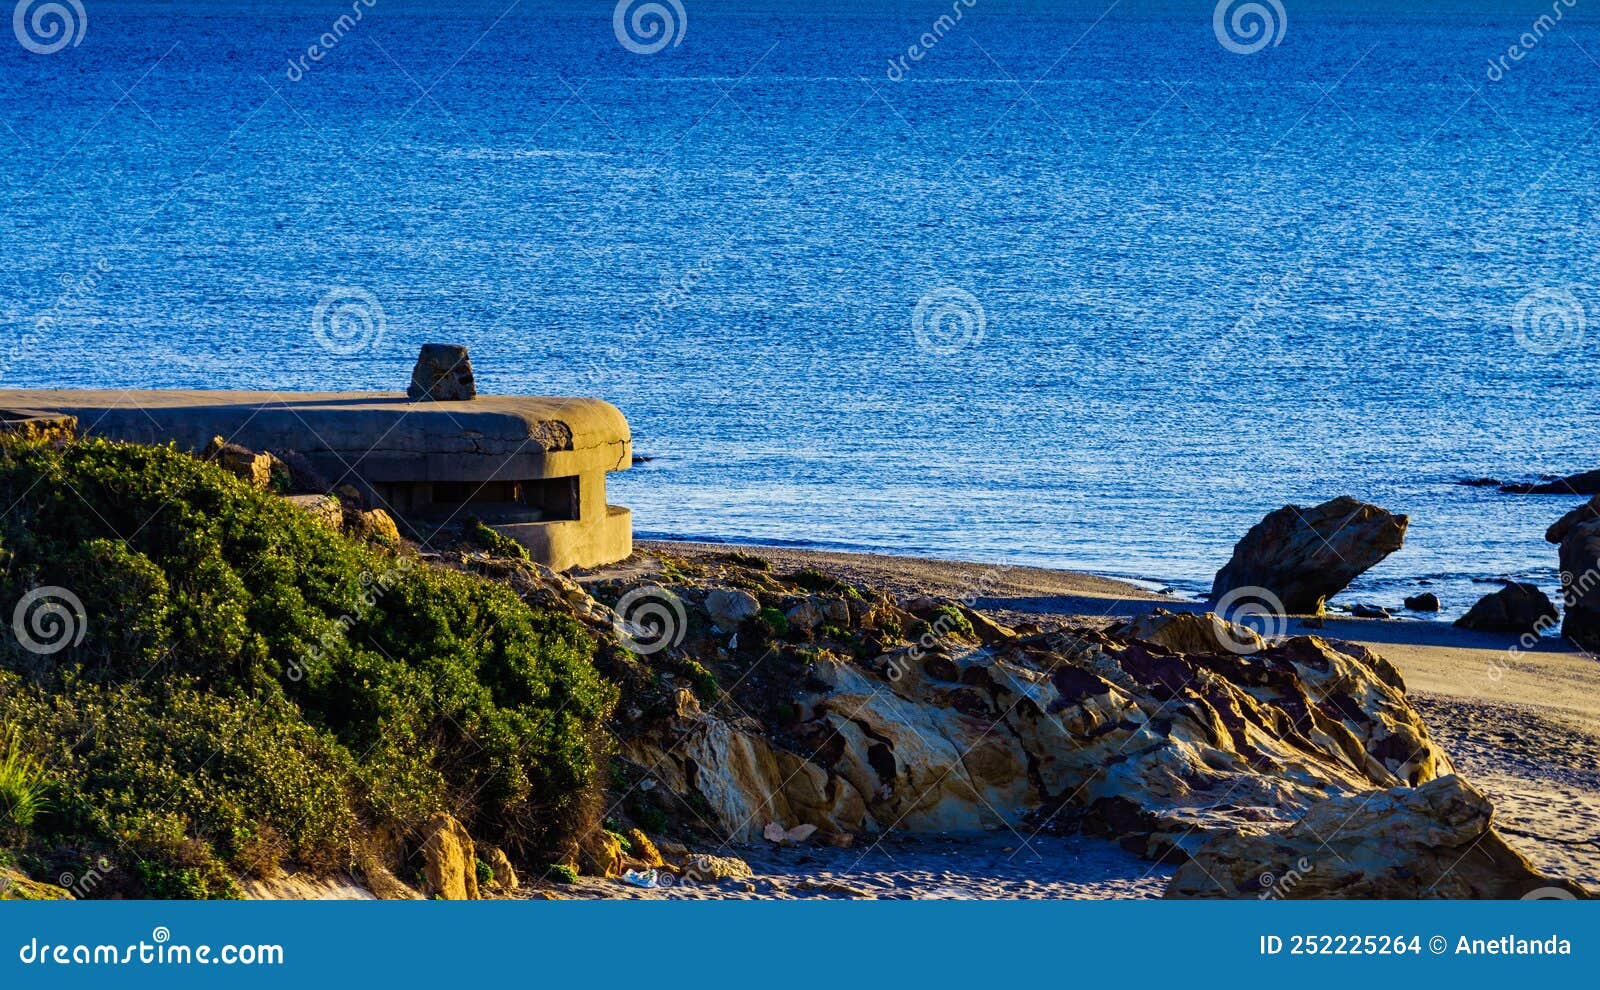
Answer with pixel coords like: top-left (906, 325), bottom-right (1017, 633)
top-left (0, 437), bottom-right (613, 898)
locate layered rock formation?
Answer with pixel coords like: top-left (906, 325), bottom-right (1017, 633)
top-left (1169, 776), bottom-right (1587, 899)
top-left (1211, 496), bottom-right (1407, 615)
top-left (622, 611), bottom-right (1451, 862)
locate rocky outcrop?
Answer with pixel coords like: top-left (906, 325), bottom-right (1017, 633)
top-left (407, 343), bottom-right (476, 402)
top-left (1559, 519), bottom-right (1600, 651)
top-left (1167, 776), bottom-right (1586, 899)
top-left (419, 812), bottom-right (479, 900)
top-left (625, 627), bottom-right (1450, 859)
top-left (1453, 582), bottom-right (1557, 636)
top-left (1211, 496), bottom-right (1407, 615)
top-left (1502, 469), bottom-right (1600, 495)
top-left (1403, 592), bottom-right (1440, 612)
top-left (0, 868), bottom-right (70, 900)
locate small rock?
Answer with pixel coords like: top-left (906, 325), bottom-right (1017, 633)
top-left (578, 830), bottom-right (625, 879)
top-left (627, 829), bottom-right (664, 869)
top-left (285, 493), bottom-right (342, 529)
top-left (407, 343), bottom-right (476, 402)
top-left (480, 844), bottom-right (518, 893)
top-left (1454, 582), bottom-right (1558, 636)
top-left (705, 588), bottom-right (760, 630)
top-left (1350, 603), bottom-right (1391, 619)
top-left (785, 600), bottom-right (823, 631)
top-left (359, 508), bottom-right (401, 544)
top-left (682, 853), bottom-right (753, 883)
top-left (1119, 608), bottom-right (1265, 654)
top-left (203, 435), bottom-right (273, 489)
top-left (1403, 592), bottom-right (1440, 612)
top-left (1501, 469), bottom-right (1600, 495)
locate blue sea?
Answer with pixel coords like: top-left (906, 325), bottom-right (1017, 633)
top-left (3, 0), bottom-right (1598, 616)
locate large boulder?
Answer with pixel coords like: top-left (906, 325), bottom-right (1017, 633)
top-left (419, 812), bottom-right (479, 900)
top-left (1211, 496), bottom-right (1407, 615)
top-left (1167, 776), bottom-right (1587, 899)
top-left (407, 343), bottom-right (476, 402)
top-left (705, 589), bottom-right (760, 630)
top-left (1546, 493), bottom-right (1600, 544)
top-left (1559, 519), bottom-right (1600, 651)
top-left (1453, 582), bottom-right (1558, 636)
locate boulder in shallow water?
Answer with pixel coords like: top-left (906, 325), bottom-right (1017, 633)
top-left (1546, 493), bottom-right (1600, 545)
top-left (1501, 469), bottom-right (1600, 495)
top-left (407, 343), bottom-right (476, 401)
top-left (1211, 496), bottom-right (1407, 615)
top-left (1403, 592), bottom-right (1440, 612)
top-left (1167, 775), bottom-right (1587, 899)
top-left (1453, 582), bottom-right (1557, 636)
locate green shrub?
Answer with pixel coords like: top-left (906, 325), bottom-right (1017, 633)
top-left (606, 829), bottom-right (633, 855)
top-left (758, 608), bottom-right (789, 638)
top-left (721, 552), bottom-right (771, 572)
top-left (475, 858), bottom-right (494, 886)
top-left (789, 568), bottom-right (834, 591)
top-left (546, 863), bottom-right (579, 884)
top-left (0, 728), bottom-right (48, 829)
top-left (0, 437), bottom-right (615, 896)
top-left (465, 518), bottom-right (530, 561)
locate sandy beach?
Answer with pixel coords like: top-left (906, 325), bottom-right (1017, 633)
top-left (556, 541), bottom-right (1600, 898)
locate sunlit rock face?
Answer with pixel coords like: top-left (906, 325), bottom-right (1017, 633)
top-left (1210, 495), bottom-right (1408, 615)
top-left (1167, 775), bottom-right (1588, 900)
top-left (625, 619), bottom-right (1451, 858)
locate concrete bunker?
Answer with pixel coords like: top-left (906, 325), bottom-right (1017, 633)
top-left (0, 372), bottom-right (634, 571)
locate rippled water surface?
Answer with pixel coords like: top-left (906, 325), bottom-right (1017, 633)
top-left (4, 0), bottom-right (1599, 614)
